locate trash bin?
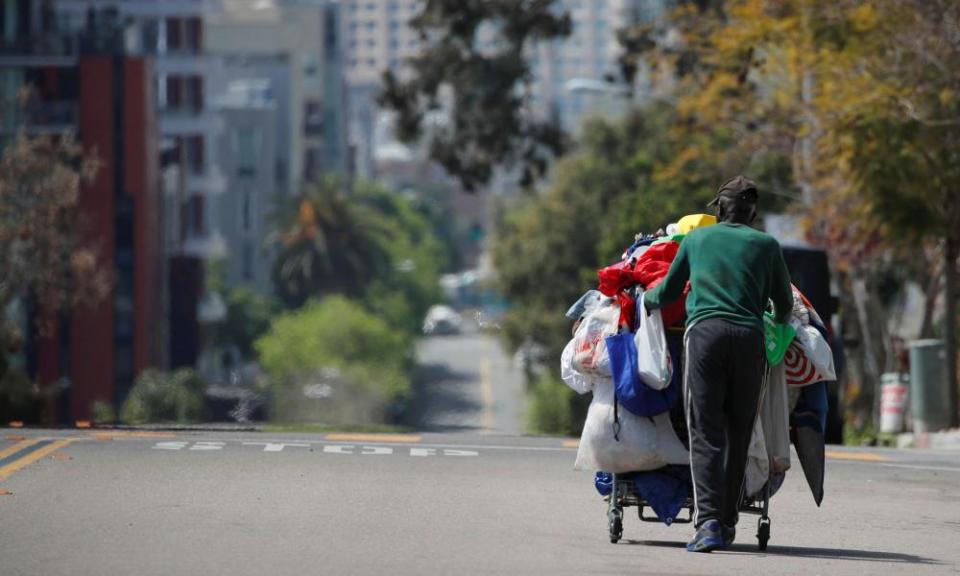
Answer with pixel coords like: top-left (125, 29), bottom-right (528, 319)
top-left (908, 339), bottom-right (950, 434)
top-left (879, 372), bottom-right (909, 434)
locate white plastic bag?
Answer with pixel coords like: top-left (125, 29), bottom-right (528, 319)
top-left (744, 417), bottom-right (770, 498)
top-left (795, 324), bottom-right (836, 382)
top-left (634, 292), bottom-right (673, 391)
top-left (574, 377), bottom-right (686, 472)
top-left (760, 362), bottom-right (791, 474)
top-left (560, 338), bottom-right (594, 394)
top-left (571, 300), bottom-right (619, 376)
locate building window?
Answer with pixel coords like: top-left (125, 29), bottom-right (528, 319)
top-left (185, 135), bottom-right (204, 175)
top-left (185, 17), bottom-right (203, 53)
top-left (235, 127), bottom-right (259, 177)
top-left (166, 17), bottom-right (182, 51)
top-left (242, 241), bottom-right (253, 281)
top-left (166, 76), bottom-right (182, 109)
top-left (186, 195), bottom-right (206, 236)
top-left (142, 19), bottom-right (160, 54)
top-left (242, 190), bottom-right (252, 232)
top-left (183, 76), bottom-right (203, 112)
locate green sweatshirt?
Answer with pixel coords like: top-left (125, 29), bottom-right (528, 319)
top-left (645, 223), bottom-right (793, 331)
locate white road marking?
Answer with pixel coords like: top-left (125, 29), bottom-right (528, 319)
top-left (147, 439), bottom-right (571, 457)
top-left (243, 442), bottom-right (310, 452)
top-left (190, 442), bottom-right (225, 451)
top-left (153, 442), bottom-right (189, 450)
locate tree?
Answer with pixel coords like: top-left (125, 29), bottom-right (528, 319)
top-left (0, 130), bottom-right (105, 379)
top-left (268, 178), bottom-right (393, 308)
top-left (378, 0), bottom-right (572, 191)
top-left (494, 103), bottom-right (787, 373)
top-left (618, 0), bottom-right (960, 428)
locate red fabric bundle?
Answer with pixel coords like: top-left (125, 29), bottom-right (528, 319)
top-left (596, 241), bottom-right (688, 329)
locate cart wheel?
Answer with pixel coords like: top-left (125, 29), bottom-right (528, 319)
top-left (756, 518), bottom-right (770, 551)
top-left (609, 516), bottom-right (623, 544)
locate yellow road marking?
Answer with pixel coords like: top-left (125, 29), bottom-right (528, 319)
top-left (127, 431), bottom-right (177, 438)
top-left (0, 439), bottom-right (74, 481)
top-left (325, 433), bottom-right (421, 443)
top-left (561, 439), bottom-right (580, 448)
top-left (0, 439), bottom-right (40, 460)
top-left (89, 431), bottom-right (176, 441)
top-left (825, 450), bottom-right (890, 462)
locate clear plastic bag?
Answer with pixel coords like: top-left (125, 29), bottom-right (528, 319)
top-left (570, 300), bottom-right (619, 376)
top-left (560, 337), bottom-right (595, 394)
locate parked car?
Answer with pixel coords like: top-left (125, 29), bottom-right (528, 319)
top-left (422, 305), bottom-right (463, 335)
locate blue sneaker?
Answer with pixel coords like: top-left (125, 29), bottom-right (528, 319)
top-left (686, 520), bottom-right (725, 553)
top-left (723, 524), bottom-right (736, 547)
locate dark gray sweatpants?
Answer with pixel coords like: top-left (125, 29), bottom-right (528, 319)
top-left (684, 318), bottom-right (766, 528)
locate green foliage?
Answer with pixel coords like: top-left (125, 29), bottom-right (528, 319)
top-left (269, 178), bottom-right (446, 336)
top-left (90, 400), bottom-right (116, 425)
top-left (526, 373), bottom-right (580, 436)
top-left (355, 183), bottom-right (447, 334)
top-left (120, 369), bottom-right (208, 425)
top-left (223, 287), bottom-right (280, 357)
top-left (495, 104), bottom-right (782, 368)
top-left (255, 296), bottom-right (412, 403)
top-left (269, 177), bottom-right (394, 309)
top-left (0, 368), bottom-right (44, 423)
top-left (379, 0), bottom-right (572, 190)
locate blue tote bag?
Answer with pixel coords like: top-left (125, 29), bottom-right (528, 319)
top-left (605, 332), bottom-right (678, 417)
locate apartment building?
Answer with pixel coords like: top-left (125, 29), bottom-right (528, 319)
top-left (0, 0), bottom-right (162, 422)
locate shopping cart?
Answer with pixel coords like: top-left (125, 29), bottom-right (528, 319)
top-left (604, 464), bottom-right (773, 550)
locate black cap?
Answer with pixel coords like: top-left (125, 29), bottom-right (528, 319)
top-left (707, 175), bottom-right (758, 207)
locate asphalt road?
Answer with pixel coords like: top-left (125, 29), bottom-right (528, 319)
top-left (409, 331), bottom-right (528, 435)
top-left (1, 429), bottom-right (958, 576)
top-left (1, 334), bottom-right (958, 575)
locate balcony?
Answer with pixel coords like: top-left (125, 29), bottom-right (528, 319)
top-left (304, 111), bottom-right (325, 137)
top-left (186, 166), bottom-right (227, 195)
top-left (159, 107), bottom-right (222, 136)
top-left (154, 53), bottom-right (219, 76)
top-left (0, 101), bottom-right (78, 134)
top-left (183, 230), bottom-right (227, 260)
top-left (0, 35), bottom-right (79, 67)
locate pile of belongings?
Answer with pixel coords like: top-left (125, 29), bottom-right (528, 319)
top-left (561, 214), bottom-right (836, 523)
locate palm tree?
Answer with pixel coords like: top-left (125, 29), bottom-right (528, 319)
top-left (269, 178), bottom-right (392, 308)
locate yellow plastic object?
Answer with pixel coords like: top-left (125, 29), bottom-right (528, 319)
top-left (677, 213), bottom-right (717, 234)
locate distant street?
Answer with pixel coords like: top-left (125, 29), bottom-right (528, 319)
top-left (409, 330), bottom-right (528, 435)
top-left (1, 334), bottom-right (959, 575)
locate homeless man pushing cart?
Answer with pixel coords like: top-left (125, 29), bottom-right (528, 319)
top-left (644, 175), bottom-right (793, 553)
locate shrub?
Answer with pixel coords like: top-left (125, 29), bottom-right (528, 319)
top-left (90, 400), bottom-right (116, 425)
top-left (255, 296), bottom-right (413, 424)
top-left (526, 373), bottom-right (579, 436)
top-left (0, 368), bottom-right (45, 424)
top-left (120, 369), bottom-right (208, 425)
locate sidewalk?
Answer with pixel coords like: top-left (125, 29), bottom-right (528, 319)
top-left (897, 428), bottom-right (960, 450)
